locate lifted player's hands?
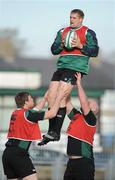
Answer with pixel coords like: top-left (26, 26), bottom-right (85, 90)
top-left (71, 36), bottom-right (83, 49)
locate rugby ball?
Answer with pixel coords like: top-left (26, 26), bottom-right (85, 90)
top-left (64, 30), bottom-right (77, 50)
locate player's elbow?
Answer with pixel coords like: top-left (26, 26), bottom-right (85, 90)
top-left (51, 48), bottom-right (60, 55)
top-left (91, 46), bottom-right (99, 57)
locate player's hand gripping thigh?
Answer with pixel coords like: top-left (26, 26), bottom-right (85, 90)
top-left (48, 81), bottom-right (60, 108)
top-left (23, 173), bottom-right (38, 180)
top-left (59, 80), bottom-right (74, 103)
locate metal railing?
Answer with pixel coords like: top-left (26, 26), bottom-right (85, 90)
top-left (1, 135), bottom-right (115, 180)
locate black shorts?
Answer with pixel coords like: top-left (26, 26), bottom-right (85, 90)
top-left (51, 68), bottom-right (78, 85)
top-left (64, 158), bottom-right (95, 180)
top-left (2, 147), bottom-right (36, 179)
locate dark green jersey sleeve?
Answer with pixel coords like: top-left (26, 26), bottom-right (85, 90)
top-left (67, 108), bottom-right (80, 120)
top-left (25, 109), bottom-right (45, 123)
top-left (84, 110), bottom-right (97, 126)
top-left (81, 29), bottom-right (99, 57)
top-left (51, 29), bottom-right (64, 55)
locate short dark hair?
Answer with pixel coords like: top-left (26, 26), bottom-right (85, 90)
top-left (71, 9), bottom-right (84, 19)
top-left (15, 92), bottom-right (31, 108)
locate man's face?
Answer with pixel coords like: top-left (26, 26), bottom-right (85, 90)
top-left (25, 95), bottom-right (35, 109)
top-left (70, 13), bottom-right (83, 28)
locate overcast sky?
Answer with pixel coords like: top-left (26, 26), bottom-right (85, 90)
top-left (1, 0), bottom-right (115, 60)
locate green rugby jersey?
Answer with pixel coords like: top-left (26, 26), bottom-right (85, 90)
top-left (51, 27), bottom-right (99, 74)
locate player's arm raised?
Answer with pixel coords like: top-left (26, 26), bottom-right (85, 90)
top-left (75, 72), bottom-right (90, 115)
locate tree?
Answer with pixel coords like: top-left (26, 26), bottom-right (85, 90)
top-left (0, 28), bottom-right (26, 62)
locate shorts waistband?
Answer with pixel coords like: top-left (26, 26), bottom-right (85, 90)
top-left (5, 139), bottom-right (31, 151)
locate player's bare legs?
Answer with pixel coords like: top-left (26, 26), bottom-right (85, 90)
top-left (48, 80), bottom-right (73, 137)
top-left (47, 81), bottom-right (60, 108)
top-left (23, 173), bottom-right (38, 180)
top-left (38, 80), bottom-right (73, 146)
